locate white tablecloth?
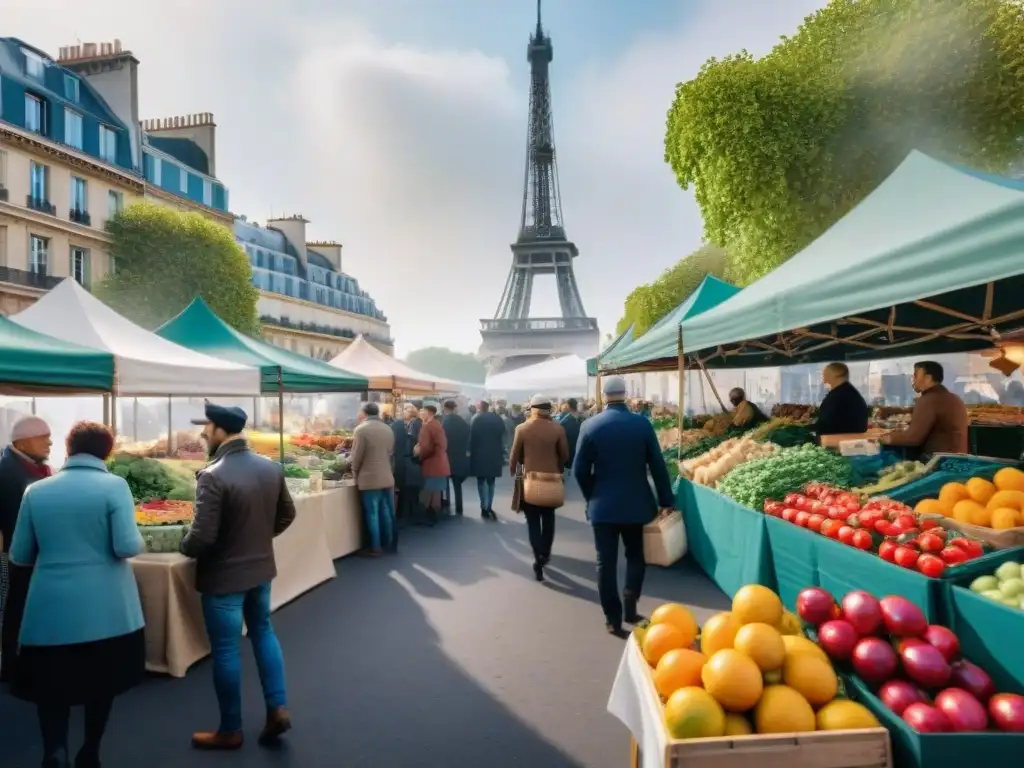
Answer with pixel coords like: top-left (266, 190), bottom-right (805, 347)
top-left (607, 635), bottom-right (669, 768)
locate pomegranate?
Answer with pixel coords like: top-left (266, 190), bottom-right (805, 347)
top-left (949, 660), bottom-right (996, 702)
top-left (879, 680), bottom-right (927, 716)
top-left (903, 702), bottom-right (952, 732)
top-left (851, 637), bottom-right (898, 683)
top-left (901, 643), bottom-right (952, 689)
top-left (841, 591), bottom-right (883, 637)
top-left (817, 619), bottom-right (858, 661)
top-left (935, 688), bottom-right (989, 732)
top-left (923, 625), bottom-right (960, 663)
top-left (879, 595), bottom-right (928, 638)
top-left (796, 587), bottom-right (837, 627)
top-left (989, 693), bottom-right (1024, 732)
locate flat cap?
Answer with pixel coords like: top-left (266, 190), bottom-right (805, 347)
top-left (190, 400), bottom-right (248, 434)
top-left (529, 393), bottom-right (552, 408)
top-left (602, 376), bottom-right (627, 397)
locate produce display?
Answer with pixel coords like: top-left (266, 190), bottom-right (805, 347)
top-left (135, 499), bottom-right (193, 526)
top-left (716, 445), bottom-right (854, 512)
top-left (635, 585), bottom-right (881, 740)
top-left (967, 404), bottom-right (1024, 427)
top-left (680, 437), bottom-right (780, 488)
top-left (968, 560), bottom-right (1024, 610)
top-left (797, 585), bottom-right (1024, 733)
top-left (108, 454), bottom-right (195, 503)
top-left (115, 431), bottom-right (205, 460)
top-left (913, 467), bottom-right (1024, 532)
top-left (771, 403), bottom-right (817, 421)
top-left (852, 461), bottom-right (928, 497)
top-left (763, 483), bottom-right (990, 578)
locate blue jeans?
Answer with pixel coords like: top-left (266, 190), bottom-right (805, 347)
top-left (476, 477), bottom-right (496, 510)
top-left (360, 488), bottom-right (396, 550)
top-left (201, 582), bottom-right (287, 733)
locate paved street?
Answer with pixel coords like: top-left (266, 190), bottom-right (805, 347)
top-left (0, 479), bottom-right (728, 767)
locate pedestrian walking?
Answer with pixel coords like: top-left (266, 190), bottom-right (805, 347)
top-left (401, 404), bottom-right (425, 525)
top-left (510, 394), bottom-right (569, 582)
top-left (441, 400), bottom-right (470, 516)
top-left (350, 402), bottom-right (397, 555)
top-left (414, 402), bottom-right (450, 525)
top-left (555, 397), bottom-right (583, 470)
top-left (469, 401), bottom-right (505, 520)
top-left (572, 376), bottom-right (675, 637)
top-left (0, 415), bottom-right (52, 685)
top-left (181, 402), bottom-right (296, 750)
top-left (8, 421), bottom-right (145, 768)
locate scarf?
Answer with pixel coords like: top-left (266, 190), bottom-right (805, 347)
top-left (10, 445), bottom-right (52, 480)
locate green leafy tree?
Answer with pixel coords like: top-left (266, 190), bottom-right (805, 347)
top-left (98, 202), bottom-right (260, 334)
top-left (665, 0), bottom-right (1024, 285)
top-left (404, 347), bottom-right (487, 384)
top-left (617, 244), bottom-right (727, 335)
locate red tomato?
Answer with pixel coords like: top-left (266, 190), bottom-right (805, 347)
top-left (807, 513), bottom-right (825, 533)
top-left (822, 520), bottom-right (841, 539)
top-left (949, 538), bottom-right (984, 558)
top-left (784, 493), bottom-right (801, 507)
top-left (918, 533), bottom-right (944, 553)
top-left (852, 529), bottom-right (874, 550)
top-left (838, 526), bottom-right (856, 545)
top-left (782, 508), bottom-right (798, 523)
top-left (873, 519), bottom-right (892, 535)
top-left (795, 511), bottom-right (812, 528)
top-left (896, 514), bottom-right (918, 530)
top-left (894, 546), bottom-right (920, 569)
top-left (828, 505), bottom-right (847, 520)
top-left (845, 500), bottom-right (862, 514)
top-left (920, 519), bottom-right (939, 531)
top-left (917, 554), bottom-right (946, 578)
top-left (878, 540), bottom-right (899, 562)
top-left (940, 546), bottom-right (970, 566)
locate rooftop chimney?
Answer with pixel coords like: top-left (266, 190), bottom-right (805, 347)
top-left (140, 112), bottom-right (218, 177)
top-left (267, 216), bottom-right (310, 269)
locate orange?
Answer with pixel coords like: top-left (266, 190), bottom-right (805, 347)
top-left (952, 499), bottom-right (987, 525)
top-left (723, 712), bottom-right (753, 736)
top-left (915, 499), bottom-right (947, 517)
top-left (731, 585), bottom-right (783, 627)
top-left (700, 612), bottom-right (741, 656)
top-left (991, 507), bottom-right (1022, 531)
top-left (663, 687), bottom-right (726, 739)
top-left (994, 466), bottom-right (1024, 493)
top-left (782, 652), bottom-right (838, 708)
top-left (650, 603), bottom-right (699, 647)
top-left (775, 610), bottom-right (802, 636)
top-left (970, 504), bottom-right (993, 527)
top-left (754, 685), bottom-right (816, 733)
top-left (938, 482), bottom-right (971, 511)
top-left (966, 477), bottom-right (997, 506)
top-left (643, 623), bottom-right (689, 667)
top-left (701, 649), bottom-right (764, 712)
top-left (781, 634), bottom-right (831, 665)
top-left (816, 699), bottom-right (880, 730)
top-left (733, 623), bottom-right (786, 672)
top-left (987, 490), bottom-right (1024, 511)
top-left (653, 648), bottom-right (706, 699)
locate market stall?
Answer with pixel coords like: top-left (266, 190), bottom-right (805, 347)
top-left (0, 314), bottom-right (115, 395)
top-left (484, 354), bottom-right (590, 396)
top-left (328, 334), bottom-right (449, 394)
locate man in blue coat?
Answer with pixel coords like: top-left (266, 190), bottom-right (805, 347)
top-left (573, 376), bottom-right (675, 636)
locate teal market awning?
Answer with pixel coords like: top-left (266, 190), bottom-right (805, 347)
top-left (672, 151), bottom-right (1024, 370)
top-left (601, 275), bottom-right (740, 371)
top-left (157, 299), bottom-right (369, 393)
top-left (0, 314), bottom-right (115, 393)
top-left (587, 324), bottom-right (635, 376)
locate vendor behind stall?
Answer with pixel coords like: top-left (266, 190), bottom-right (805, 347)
top-left (812, 362), bottom-right (869, 437)
top-left (728, 388), bottom-right (768, 429)
top-left (880, 361), bottom-right (968, 456)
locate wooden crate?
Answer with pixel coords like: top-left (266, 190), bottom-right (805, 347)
top-left (627, 637), bottom-right (892, 768)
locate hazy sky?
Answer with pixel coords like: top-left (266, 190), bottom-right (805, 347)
top-left (8, 0), bottom-right (824, 356)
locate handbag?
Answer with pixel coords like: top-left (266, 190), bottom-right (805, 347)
top-left (643, 510), bottom-right (687, 567)
top-left (511, 464), bottom-right (525, 512)
top-left (523, 471), bottom-right (565, 508)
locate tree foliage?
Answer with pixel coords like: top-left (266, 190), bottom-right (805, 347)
top-left (404, 347), bottom-right (487, 384)
top-left (98, 202), bottom-right (260, 335)
top-left (617, 244), bottom-right (728, 335)
top-left (665, 0), bottom-right (1024, 285)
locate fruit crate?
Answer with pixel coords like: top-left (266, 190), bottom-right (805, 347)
top-left (840, 672), bottom-right (1022, 768)
top-left (623, 637), bottom-right (892, 768)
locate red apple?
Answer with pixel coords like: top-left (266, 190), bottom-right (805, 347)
top-left (796, 587), bottom-right (837, 627)
top-left (841, 591), bottom-right (883, 637)
top-left (949, 660), bottom-right (996, 702)
top-left (989, 693), bottom-right (1024, 732)
top-left (901, 643), bottom-right (952, 689)
top-left (851, 637), bottom-right (899, 683)
top-left (923, 625), bottom-right (960, 663)
top-left (935, 688), bottom-right (989, 732)
top-left (879, 680), bottom-right (927, 716)
top-left (818, 619), bottom-right (859, 661)
top-left (879, 595), bottom-right (928, 637)
top-left (903, 702), bottom-right (952, 732)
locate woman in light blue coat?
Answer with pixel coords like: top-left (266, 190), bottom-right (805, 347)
top-left (10, 421), bottom-right (146, 768)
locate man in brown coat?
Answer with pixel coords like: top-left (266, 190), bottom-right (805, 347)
top-left (882, 360), bottom-right (968, 456)
top-left (509, 394), bottom-right (569, 581)
top-left (351, 402), bottom-right (397, 555)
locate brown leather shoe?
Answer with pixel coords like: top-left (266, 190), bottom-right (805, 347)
top-left (191, 731), bottom-right (243, 750)
top-left (258, 706), bottom-right (292, 746)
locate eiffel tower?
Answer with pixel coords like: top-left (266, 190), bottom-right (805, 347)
top-left (479, 0), bottom-right (600, 376)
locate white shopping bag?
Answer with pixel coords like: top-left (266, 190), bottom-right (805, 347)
top-left (643, 510), bottom-right (686, 567)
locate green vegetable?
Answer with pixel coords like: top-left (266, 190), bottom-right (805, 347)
top-left (108, 454), bottom-right (195, 503)
top-left (282, 464), bottom-right (310, 479)
top-left (716, 444), bottom-right (854, 511)
top-left (761, 425), bottom-right (814, 448)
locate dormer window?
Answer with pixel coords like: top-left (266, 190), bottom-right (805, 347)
top-left (23, 49), bottom-right (44, 80)
top-left (64, 74), bottom-right (80, 102)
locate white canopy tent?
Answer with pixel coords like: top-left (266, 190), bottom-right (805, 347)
top-left (328, 335), bottom-right (454, 394)
top-left (11, 279), bottom-right (261, 396)
top-left (485, 355), bottom-right (589, 396)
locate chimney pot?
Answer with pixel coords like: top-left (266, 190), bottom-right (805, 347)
top-left (84, 42), bottom-right (97, 57)
top-left (114, 39), bottom-right (122, 53)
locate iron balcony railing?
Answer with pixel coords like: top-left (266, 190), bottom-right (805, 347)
top-left (0, 186), bottom-right (8, 202)
top-left (259, 315), bottom-right (394, 346)
top-left (26, 195), bottom-right (56, 215)
top-left (69, 208), bottom-right (92, 226)
top-left (480, 317), bottom-right (599, 332)
top-left (0, 266), bottom-right (62, 291)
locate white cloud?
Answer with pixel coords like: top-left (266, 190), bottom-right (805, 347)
top-left (5, 0), bottom-right (825, 356)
